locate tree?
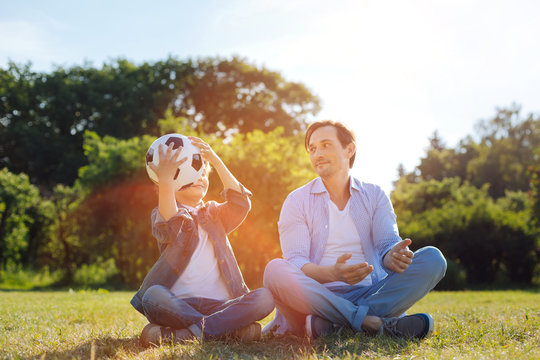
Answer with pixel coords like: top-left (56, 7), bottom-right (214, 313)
top-left (412, 107), bottom-right (540, 199)
top-left (0, 168), bottom-right (50, 271)
top-left (531, 147), bottom-right (540, 226)
top-left (0, 57), bottom-right (320, 189)
top-left (392, 177), bottom-right (538, 285)
top-left (205, 127), bottom-right (315, 286)
top-left (62, 120), bottom-right (314, 288)
top-left (174, 57), bottom-right (320, 136)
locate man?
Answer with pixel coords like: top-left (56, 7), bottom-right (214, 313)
top-left (263, 120), bottom-right (446, 339)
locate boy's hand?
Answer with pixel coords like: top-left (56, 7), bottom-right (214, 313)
top-left (188, 136), bottom-right (219, 165)
top-left (148, 142), bottom-right (187, 184)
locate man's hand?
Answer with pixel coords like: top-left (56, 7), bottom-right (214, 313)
top-left (333, 253), bottom-right (373, 285)
top-left (383, 238), bottom-right (414, 273)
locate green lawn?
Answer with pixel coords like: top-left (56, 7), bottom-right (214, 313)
top-left (1, 290), bottom-right (538, 359)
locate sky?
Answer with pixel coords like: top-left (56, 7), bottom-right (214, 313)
top-left (1, 0), bottom-right (539, 193)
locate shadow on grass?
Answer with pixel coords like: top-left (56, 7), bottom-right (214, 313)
top-left (25, 332), bottom-right (416, 359)
top-left (27, 336), bottom-right (143, 360)
top-left (150, 332), bottom-right (414, 359)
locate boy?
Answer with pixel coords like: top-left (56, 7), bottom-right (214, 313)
top-left (131, 136), bottom-right (274, 347)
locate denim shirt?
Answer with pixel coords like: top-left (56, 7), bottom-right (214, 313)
top-left (130, 185), bottom-right (252, 315)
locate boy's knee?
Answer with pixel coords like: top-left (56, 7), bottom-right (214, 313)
top-left (252, 287), bottom-right (275, 314)
top-left (141, 285), bottom-right (168, 310)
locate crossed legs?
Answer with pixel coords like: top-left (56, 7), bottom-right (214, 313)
top-left (263, 246), bottom-right (447, 335)
top-left (142, 286), bottom-right (274, 338)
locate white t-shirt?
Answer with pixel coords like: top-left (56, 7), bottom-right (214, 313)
top-left (319, 199), bottom-right (372, 287)
top-left (170, 205), bottom-right (231, 300)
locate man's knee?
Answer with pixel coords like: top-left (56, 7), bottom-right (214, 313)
top-left (416, 246), bottom-right (447, 281)
top-left (263, 258), bottom-right (294, 291)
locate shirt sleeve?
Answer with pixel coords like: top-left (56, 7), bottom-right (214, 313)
top-left (151, 207), bottom-right (194, 248)
top-left (371, 186), bottom-right (401, 261)
top-left (214, 183), bottom-right (253, 234)
top-left (278, 192), bottom-right (311, 270)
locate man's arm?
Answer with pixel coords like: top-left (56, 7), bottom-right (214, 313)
top-left (302, 254), bottom-right (373, 285)
top-left (370, 184), bottom-right (414, 273)
top-left (279, 192), bottom-right (373, 284)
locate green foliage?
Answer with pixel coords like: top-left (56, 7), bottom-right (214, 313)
top-left (73, 258), bottom-right (120, 287)
top-left (78, 130), bottom-right (155, 190)
top-left (0, 266), bottom-right (63, 290)
top-left (392, 177), bottom-right (538, 286)
top-left (396, 106), bottom-right (540, 287)
top-left (68, 132), bottom-right (158, 286)
top-left (177, 57), bottom-right (321, 136)
top-left (531, 147), bottom-right (540, 226)
top-left (414, 106), bottom-right (540, 198)
top-left (0, 168), bottom-right (52, 271)
top-left (51, 123), bottom-right (314, 288)
top-left (206, 127), bottom-right (316, 286)
top-left (0, 59), bottom-right (182, 187)
top-left (0, 57), bottom-right (320, 187)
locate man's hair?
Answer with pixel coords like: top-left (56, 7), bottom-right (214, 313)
top-left (304, 120), bottom-right (356, 168)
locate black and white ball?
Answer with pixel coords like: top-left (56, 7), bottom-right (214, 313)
top-left (145, 134), bottom-right (204, 191)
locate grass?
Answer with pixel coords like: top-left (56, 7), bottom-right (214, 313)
top-left (0, 290), bottom-right (538, 359)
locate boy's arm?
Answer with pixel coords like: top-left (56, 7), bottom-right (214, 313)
top-left (148, 142), bottom-right (186, 221)
top-left (188, 136), bottom-right (242, 193)
top-left (189, 136), bottom-right (252, 233)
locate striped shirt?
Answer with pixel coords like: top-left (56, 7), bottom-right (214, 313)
top-left (278, 176), bottom-right (402, 284)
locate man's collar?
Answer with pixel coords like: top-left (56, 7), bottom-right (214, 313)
top-left (311, 177), bottom-right (327, 194)
top-left (311, 176), bottom-right (360, 194)
top-left (350, 177), bottom-right (361, 192)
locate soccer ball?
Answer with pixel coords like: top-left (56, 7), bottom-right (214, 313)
top-left (145, 134), bottom-right (204, 191)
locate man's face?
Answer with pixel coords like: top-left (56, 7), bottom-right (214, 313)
top-left (307, 126), bottom-right (353, 179)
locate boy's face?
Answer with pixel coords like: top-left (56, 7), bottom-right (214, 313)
top-left (175, 163), bottom-right (210, 206)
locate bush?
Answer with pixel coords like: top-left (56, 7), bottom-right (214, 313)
top-left (435, 259), bottom-right (467, 290)
top-left (0, 168), bottom-right (52, 272)
top-left (73, 258), bottom-right (120, 287)
top-left (392, 177), bottom-right (538, 286)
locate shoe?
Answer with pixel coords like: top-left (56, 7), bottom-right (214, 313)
top-left (305, 314), bottom-right (336, 339)
top-left (231, 322), bottom-right (262, 341)
top-left (380, 313), bottom-right (434, 339)
top-left (140, 323), bottom-right (165, 347)
top-left (139, 323), bottom-right (194, 347)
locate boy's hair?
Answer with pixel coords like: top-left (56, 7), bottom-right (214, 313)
top-left (304, 120), bottom-right (356, 168)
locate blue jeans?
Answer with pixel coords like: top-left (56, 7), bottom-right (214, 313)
top-left (263, 246), bottom-right (447, 335)
top-left (142, 285), bottom-right (274, 338)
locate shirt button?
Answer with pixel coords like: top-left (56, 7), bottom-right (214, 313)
top-left (325, 225), bottom-right (328, 229)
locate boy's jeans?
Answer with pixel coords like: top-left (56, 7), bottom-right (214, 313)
top-left (142, 285), bottom-right (274, 338)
